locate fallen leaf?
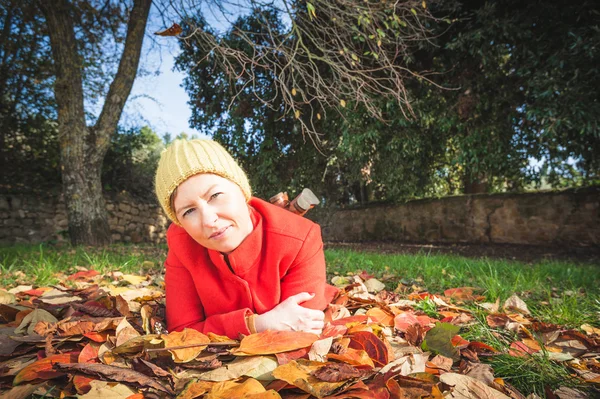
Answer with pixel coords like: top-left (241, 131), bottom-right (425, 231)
top-left (272, 360), bottom-right (346, 398)
top-left (198, 355), bottom-right (278, 381)
top-left (53, 362), bottom-right (173, 394)
top-left (39, 288), bottom-right (82, 305)
top-left (205, 378), bottom-right (267, 399)
top-left (235, 330), bottom-right (318, 355)
top-left (503, 294), bottom-right (530, 315)
top-left (162, 328), bottom-right (210, 363)
top-left (78, 380), bottom-right (137, 398)
top-left (13, 352), bottom-right (79, 385)
top-left (311, 362), bottom-right (364, 382)
top-left (422, 322), bottom-right (461, 361)
top-left (309, 337), bottom-right (333, 362)
top-left (0, 290), bottom-right (16, 304)
top-left (440, 372), bottom-right (511, 398)
top-left (14, 308), bottom-right (58, 335)
top-left (348, 331), bottom-right (389, 367)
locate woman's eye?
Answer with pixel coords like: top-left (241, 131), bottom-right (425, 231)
top-left (209, 192), bottom-right (222, 201)
top-left (183, 208), bottom-right (195, 217)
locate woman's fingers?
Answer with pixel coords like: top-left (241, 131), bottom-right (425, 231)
top-left (286, 292), bottom-right (315, 305)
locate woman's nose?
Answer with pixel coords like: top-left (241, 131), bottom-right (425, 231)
top-left (199, 206), bottom-right (218, 227)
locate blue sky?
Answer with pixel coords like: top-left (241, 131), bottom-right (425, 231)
top-left (123, 33), bottom-right (208, 140)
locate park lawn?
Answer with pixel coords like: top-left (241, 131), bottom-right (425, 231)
top-left (1, 243), bottom-right (599, 397)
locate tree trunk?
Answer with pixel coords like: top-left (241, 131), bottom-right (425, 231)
top-left (39, 0), bottom-right (151, 246)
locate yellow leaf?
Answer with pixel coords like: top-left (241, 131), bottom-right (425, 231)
top-left (292, 88), bottom-right (297, 96)
top-left (317, 113), bottom-right (321, 120)
top-left (294, 110), bottom-right (300, 119)
top-left (340, 100), bottom-right (346, 108)
top-left (422, 0), bottom-right (427, 8)
top-left (162, 328), bottom-right (210, 363)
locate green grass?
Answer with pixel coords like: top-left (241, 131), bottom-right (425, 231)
top-left (0, 243), bottom-right (167, 287)
top-left (1, 243), bottom-right (598, 397)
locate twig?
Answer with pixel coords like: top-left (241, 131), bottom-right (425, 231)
top-left (145, 341), bottom-right (240, 353)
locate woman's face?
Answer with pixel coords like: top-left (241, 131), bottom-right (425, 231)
top-left (173, 173), bottom-right (253, 253)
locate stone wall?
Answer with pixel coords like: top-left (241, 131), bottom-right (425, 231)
top-left (311, 187), bottom-right (599, 247)
top-left (0, 193), bottom-right (169, 245)
top-left (2, 188), bottom-right (598, 247)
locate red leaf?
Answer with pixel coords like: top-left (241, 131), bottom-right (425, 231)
top-left (348, 331), bottom-right (389, 367)
top-left (67, 270), bottom-right (100, 281)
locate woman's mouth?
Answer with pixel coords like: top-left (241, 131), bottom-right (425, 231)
top-left (209, 226), bottom-right (230, 239)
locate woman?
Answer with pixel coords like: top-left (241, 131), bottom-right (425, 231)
top-left (155, 139), bottom-right (338, 339)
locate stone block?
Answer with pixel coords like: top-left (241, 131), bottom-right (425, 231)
top-left (119, 203), bottom-right (131, 213)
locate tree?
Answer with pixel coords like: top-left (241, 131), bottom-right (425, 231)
top-left (0, 0), bottom-right (60, 193)
top-left (38, 0), bottom-right (151, 245)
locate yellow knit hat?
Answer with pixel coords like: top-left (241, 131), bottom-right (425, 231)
top-left (155, 139), bottom-right (252, 224)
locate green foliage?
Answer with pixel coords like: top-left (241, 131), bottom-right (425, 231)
top-left (102, 126), bottom-right (165, 200)
top-left (177, 0), bottom-right (599, 203)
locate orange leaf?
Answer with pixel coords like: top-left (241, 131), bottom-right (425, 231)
top-left (366, 308), bottom-right (394, 326)
top-left (84, 331), bottom-right (109, 343)
top-left (348, 331), bottom-right (388, 367)
top-left (73, 375), bottom-right (95, 395)
top-left (394, 312), bottom-right (420, 332)
top-left (205, 378), bottom-right (266, 398)
top-left (327, 348), bottom-right (375, 368)
top-left (154, 23), bottom-right (183, 37)
top-left (13, 352), bottom-right (79, 385)
top-left (329, 315), bottom-right (369, 326)
top-left (468, 341), bottom-right (499, 354)
top-left (509, 341), bottom-right (538, 357)
top-left (79, 343), bottom-right (101, 363)
top-left (236, 330), bottom-right (319, 355)
top-left (451, 335), bottom-right (470, 349)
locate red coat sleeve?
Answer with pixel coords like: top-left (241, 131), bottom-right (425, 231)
top-left (164, 247), bottom-right (252, 340)
top-left (279, 223), bottom-right (333, 310)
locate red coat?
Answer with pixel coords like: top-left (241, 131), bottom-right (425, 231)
top-left (164, 197), bottom-right (338, 339)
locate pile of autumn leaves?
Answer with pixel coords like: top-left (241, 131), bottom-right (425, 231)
top-left (0, 269), bottom-right (599, 398)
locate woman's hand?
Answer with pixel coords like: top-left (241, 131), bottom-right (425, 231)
top-left (254, 292), bottom-right (325, 335)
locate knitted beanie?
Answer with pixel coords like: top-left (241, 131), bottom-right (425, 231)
top-left (155, 139), bottom-right (252, 224)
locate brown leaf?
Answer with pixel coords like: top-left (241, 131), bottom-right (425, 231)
top-left (503, 294), bottom-right (530, 315)
top-left (440, 372), bottom-right (511, 398)
top-left (0, 382), bottom-right (46, 399)
top-left (275, 346), bottom-right (310, 365)
top-left (272, 359), bottom-right (346, 398)
top-left (235, 330), bottom-right (319, 355)
top-left (53, 362), bottom-right (173, 394)
top-left (311, 362), bottom-right (365, 382)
